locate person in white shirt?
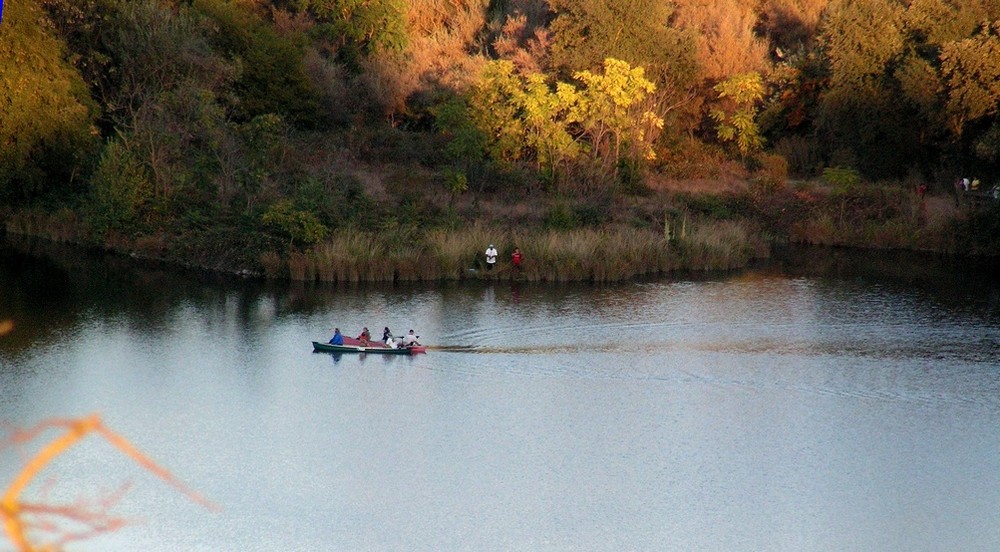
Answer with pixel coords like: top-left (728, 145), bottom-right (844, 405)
top-left (485, 244), bottom-right (498, 271)
top-left (402, 330), bottom-right (420, 346)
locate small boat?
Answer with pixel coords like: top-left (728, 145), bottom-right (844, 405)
top-left (313, 340), bottom-right (427, 355)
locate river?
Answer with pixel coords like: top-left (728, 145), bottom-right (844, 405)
top-left (1, 238), bottom-right (999, 551)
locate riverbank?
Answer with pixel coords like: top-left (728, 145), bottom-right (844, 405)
top-left (2, 180), bottom-right (997, 283)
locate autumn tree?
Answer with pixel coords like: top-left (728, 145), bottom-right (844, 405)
top-left (547, 0), bottom-right (699, 133)
top-left (457, 58), bottom-right (663, 190)
top-left (711, 72), bottom-right (766, 159)
top-left (0, 0), bottom-right (98, 205)
top-left (816, 0), bottom-right (918, 177)
top-left (757, 0), bottom-right (829, 52)
top-left (940, 21), bottom-right (1000, 138)
top-left (572, 59), bottom-right (664, 183)
top-left (673, 0), bottom-right (772, 81)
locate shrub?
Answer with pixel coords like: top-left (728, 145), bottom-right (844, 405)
top-left (261, 199), bottom-right (329, 247)
top-left (823, 166), bottom-right (861, 192)
top-left (87, 140), bottom-right (153, 235)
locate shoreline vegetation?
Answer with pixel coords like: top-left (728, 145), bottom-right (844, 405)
top-left (3, 178), bottom-right (997, 284)
top-left (2, 0), bottom-right (999, 282)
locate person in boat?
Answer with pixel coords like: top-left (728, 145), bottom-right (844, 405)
top-left (329, 328), bottom-right (344, 345)
top-left (401, 329), bottom-right (420, 347)
top-left (382, 327), bottom-right (393, 342)
top-left (357, 327), bottom-right (371, 346)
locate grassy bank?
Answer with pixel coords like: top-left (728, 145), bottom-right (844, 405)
top-left (273, 221), bottom-right (768, 282)
top-left (4, 178), bottom-right (997, 283)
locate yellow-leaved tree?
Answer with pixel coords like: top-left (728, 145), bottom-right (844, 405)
top-left (460, 58), bottom-right (663, 190)
top-left (572, 58), bottom-right (664, 181)
top-left (710, 72), bottom-right (766, 160)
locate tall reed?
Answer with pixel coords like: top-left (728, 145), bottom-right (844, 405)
top-left (290, 222), bottom-right (767, 283)
top-left (676, 219), bottom-right (768, 271)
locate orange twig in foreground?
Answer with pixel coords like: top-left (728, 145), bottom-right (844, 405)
top-left (1, 413), bottom-right (217, 551)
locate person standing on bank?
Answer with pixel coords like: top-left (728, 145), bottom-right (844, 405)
top-left (485, 244), bottom-right (498, 271)
top-left (511, 247), bottom-right (523, 272)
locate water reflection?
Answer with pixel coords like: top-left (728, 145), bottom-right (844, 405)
top-left (2, 237), bottom-right (1000, 551)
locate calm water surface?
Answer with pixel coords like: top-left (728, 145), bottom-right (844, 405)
top-left (1, 239), bottom-right (999, 551)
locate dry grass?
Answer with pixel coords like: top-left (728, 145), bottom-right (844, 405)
top-left (677, 219), bottom-right (769, 270)
top-left (286, 222), bottom-right (768, 283)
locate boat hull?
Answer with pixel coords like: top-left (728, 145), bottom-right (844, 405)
top-left (313, 341), bottom-right (424, 355)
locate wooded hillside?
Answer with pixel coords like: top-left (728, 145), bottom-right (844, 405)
top-left (1, 0), bottom-right (998, 270)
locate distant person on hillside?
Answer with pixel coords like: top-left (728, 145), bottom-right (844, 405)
top-left (485, 244), bottom-right (498, 271)
top-left (329, 328), bottom-right (344, 345)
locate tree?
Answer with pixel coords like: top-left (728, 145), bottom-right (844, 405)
top-left (547, 0), bottom-right (699, 99)
top-left (820, 0), bottom-right (906, 89)
top-left (940, 21), bottom-right (1000, 138)
top-left (816, 0), bottom-right (916, 177)
top-left (460, 58), bottom-right (663, 189)
top-left (87, 139), bottom-right (152, 234)
top-left (0, 0), bottom-right (98, 204)
top-left (711, 72), bottom-right (766, 159)
top-left (466, 60), bottom-right (580, 185)
top-left (282, 0), bottom-right (408, 68)
top-left (571, 59), bottom-right (664, 180)
top-left (432, 96), bottom-right (487, 194)
top-left (673, 0), bottom-right (772, 80)
top-left (194, 0), bottom-right (322, 127)
top-left (261, 199), bottom-right (329, 247)
top-left (467, 60), bottom-right (530, 168)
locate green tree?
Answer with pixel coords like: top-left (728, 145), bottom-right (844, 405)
top-left (43, 0), bottom-right (229, 129)
top-left (282, 0), bottom-right (407, 69)
top-left (194, 0), bottom-right (322, 127)
top-left (0, 0), bottom-right (98, 204)
top-left (87, 139), bottom-right (152, 234)
top-left (432, 96), bottom-right (487, 194)
top-left (547, 0), bottom-right (697, 90)
top-left (261, 199), bottom-right (329, 247)
top-left (467, 60), bottom-right (530, 168)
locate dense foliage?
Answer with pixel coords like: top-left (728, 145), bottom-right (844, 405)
top-left (1, 0), bottom-right (999, 272)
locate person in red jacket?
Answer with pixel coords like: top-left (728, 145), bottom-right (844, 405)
top-left (511, 248), bottom-right (523, 272)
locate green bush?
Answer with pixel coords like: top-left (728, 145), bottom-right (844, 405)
top-left (261, 199), bottom-right (329, 247)
top-left (87, 140), bottom-right (152, 234)
top-left (823, 166), bottom-right (861, 193)
top-left (545, 203), bottom-right (578, 230)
